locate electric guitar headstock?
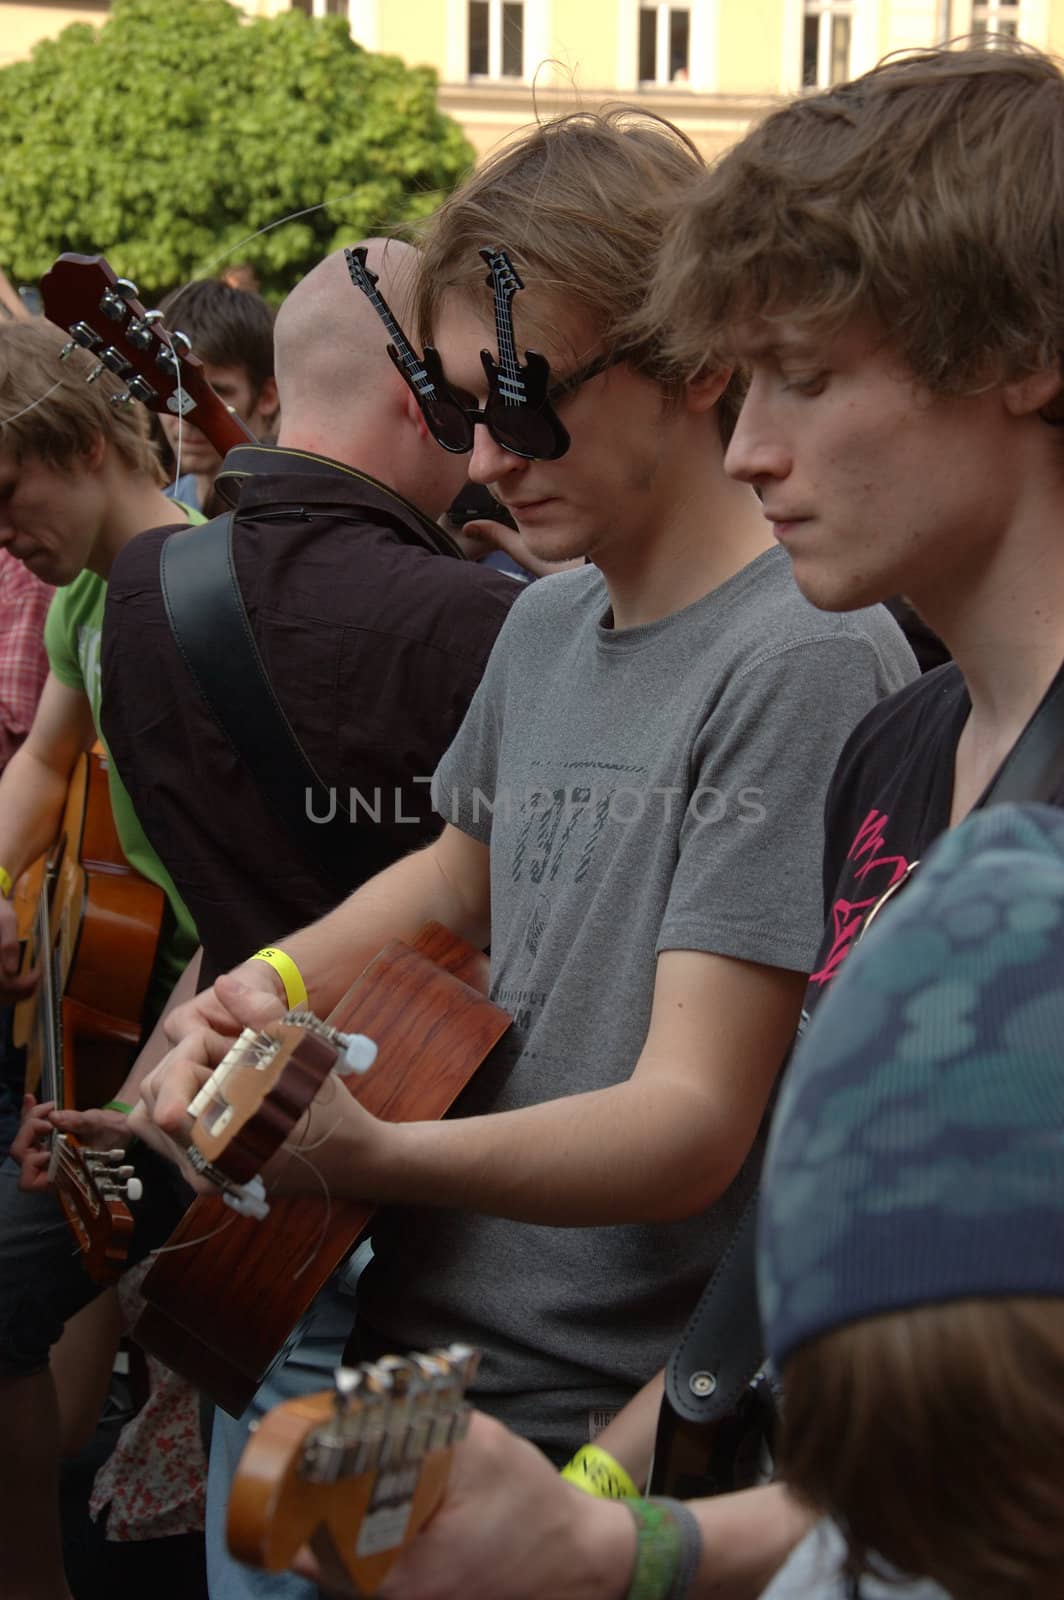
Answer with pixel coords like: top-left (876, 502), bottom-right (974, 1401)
top-left (478, 246), bottom-right (552, 410)
top-left (228, 1344), bottom-right (480, 1592)
top-left (184, 1012), bottom-right (378, 1216)
top-left (49, 1133), bottom-right (143, 1285)
top-left (39, 253), bottom-right (256, 456)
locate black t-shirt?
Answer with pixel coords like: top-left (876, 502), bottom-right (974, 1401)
top-left (101, 447), bottom-right (519, 983)
top-left (805, 663), bottom-right (970, 1015)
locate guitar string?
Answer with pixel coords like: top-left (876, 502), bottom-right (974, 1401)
top-left (268, 1135), bottom-right (338, 1282)
top-left (148, 1207), bottom-right (238, 1256)
top-left (0, 379), bottom-right (62, 425)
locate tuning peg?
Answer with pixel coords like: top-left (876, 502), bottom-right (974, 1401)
top-left (116, 277), bottom-right (139, 299)
top-left (100, 347), bottom-right (134, 378)
top-left (123, 1176), bottom-right (143, 1202)
top-left (127, 374), bottom-right (158, 405)
top-left (109, 390), bottom-right (134, 409)
top-left (85, 363), bottom-right (106, 384)
top-left (169, 328), bottom-right (192, 358)
top-left (126, 317), bottom-right (156, 351)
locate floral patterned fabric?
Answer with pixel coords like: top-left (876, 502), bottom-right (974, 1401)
top-left (89, 1257), bottom-right (206, 1541)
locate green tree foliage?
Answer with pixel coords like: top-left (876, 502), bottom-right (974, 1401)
top-left (0, 0), bottom-right (475, 299)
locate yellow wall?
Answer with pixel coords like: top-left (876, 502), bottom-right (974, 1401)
top-left (718, 0), bottom-right (788, 94)
top-left (374, 0), bottom-right (451, 73)
top-left (0, 1), bottom-right (107, 67)
top-left (547, 4), bottom-right (622, 91)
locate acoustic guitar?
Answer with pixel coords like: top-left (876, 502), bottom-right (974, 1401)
top-left (13, 746), bottom-right (160, 1281)
top-left (227, 1344), bottom-right (479, 1592)
top-left (39, 253), bottom-right (255, 455)
top-left (135, 923), bottom-right (510, 1416)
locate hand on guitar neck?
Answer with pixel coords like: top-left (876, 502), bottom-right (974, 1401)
top-left (280, 1404), bottom-right (635, 1600)
top-left (130, 975), bottom-right (379, 1212)
top-left (9, 1092), bottom-right (134, 1193)
top-left (228, 1347), bottom-right (527, 1598)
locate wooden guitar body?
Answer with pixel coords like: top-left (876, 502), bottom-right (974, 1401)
top-left (136, 925), bottom-right (510, 1416)
top-left (12, 746), bottom-right (162, 1281)
top-left (228, 1345), bottom-right (478, 1593)
top-left (15, 746), bottom-right (163, 1108)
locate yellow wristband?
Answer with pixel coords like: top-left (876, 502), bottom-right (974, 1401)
top-left (0, 866), bottom-right (12, 899)
top-left (249, 947), bottom-right (308, 1011)
top-left (560, 1443), bottom-right (640, 1500)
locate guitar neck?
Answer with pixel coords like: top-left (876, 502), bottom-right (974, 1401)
top-left (345, 250), bottom-right (437, 400)
top-left (173, 384), bottom-right (257, 457)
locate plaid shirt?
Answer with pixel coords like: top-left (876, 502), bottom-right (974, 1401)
top-left (0, 550), bottom-right (52, 771)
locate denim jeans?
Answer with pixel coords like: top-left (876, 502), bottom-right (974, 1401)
top-left (204, 1249), bottom-right (368, 1600)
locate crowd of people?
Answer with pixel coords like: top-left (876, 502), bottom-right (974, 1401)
top-left (1, 35), bottom-right (1063, 1600)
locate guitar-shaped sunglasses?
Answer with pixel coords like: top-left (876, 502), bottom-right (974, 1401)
top-left (344, 245), bottom-right (623, 461)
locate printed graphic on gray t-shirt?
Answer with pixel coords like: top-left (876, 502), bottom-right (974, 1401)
top-left (357, 548), bottom-right (917, 1458)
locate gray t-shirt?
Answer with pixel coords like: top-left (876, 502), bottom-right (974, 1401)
top-left (761, 1521), bottom-right (948, 1599)
top-left (356, 547), bottom-right (917, 1458)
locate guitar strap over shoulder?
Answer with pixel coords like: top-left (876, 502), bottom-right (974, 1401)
top-left (160, 513), bottom-right (350, 878)
top-left (662, 655), bottom-right (1064, 1444)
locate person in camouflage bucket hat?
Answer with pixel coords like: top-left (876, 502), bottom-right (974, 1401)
top-left (759, 801), bottom-right (1064, 1598)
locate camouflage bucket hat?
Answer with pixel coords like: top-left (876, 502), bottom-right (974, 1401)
top-left (759, 802), bottom-right (1064, 1369)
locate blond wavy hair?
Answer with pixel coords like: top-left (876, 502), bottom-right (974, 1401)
top-left (0, 320), bottom-right (162, 480)
top-left (781, 1297), bottom-right (1064, 1596)
top-left (413, 106), bottom-right (755, 443)
top-left (648, 41), bottom-right (1064, 393)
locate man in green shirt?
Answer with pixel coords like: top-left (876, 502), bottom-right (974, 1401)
top-left (0, 319), bottom-right (200, 1050)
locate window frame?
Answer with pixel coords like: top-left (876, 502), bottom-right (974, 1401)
top-left (467, 0), bottom-right (526, 81)
top-left (637, 2), bottom-right (692, 88)
top-left (801, 0), bottom-right (855, 89)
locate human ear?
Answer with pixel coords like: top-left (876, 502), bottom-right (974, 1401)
top-left (683, 365), bottom-right (732, 415)
top-left (1003, 364), bottom-right (1064, 421)
top-left (253, 375), bottom-right (280, 430)
top-left (81, 432), bottom-right (107, 472)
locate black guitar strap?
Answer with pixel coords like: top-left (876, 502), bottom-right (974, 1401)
top-left (663, 1193), bottom-right (763, 1430)
top-left (160, 513), bottom-right (351, 879)
top-left (664, 655), bottom-right (1064, 1435)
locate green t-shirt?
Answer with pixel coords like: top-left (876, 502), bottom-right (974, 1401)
top-left (43, 522), bottom-right (202, 1022)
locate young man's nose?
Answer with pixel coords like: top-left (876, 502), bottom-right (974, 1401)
top-left (468, 423), bottom-right (526, 487)
top-left (723, 398), bottom-right (792, 488)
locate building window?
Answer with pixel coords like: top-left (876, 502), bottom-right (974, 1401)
top-left (971, 0), bottom-right (1020, 39)
top-left (468, 0), bottom-right (524, 78)
top-left (291, 0), bottom-right (349, 14)
top-left (639, 4), bottom-right (691, 85)
top-left (802, 2), bottom-right (853, 87)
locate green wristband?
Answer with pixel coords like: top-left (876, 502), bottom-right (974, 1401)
top-left (622, 1498), bottom-right (702, 1600)
top-left (103, 1099), bottom-right (134, 1115)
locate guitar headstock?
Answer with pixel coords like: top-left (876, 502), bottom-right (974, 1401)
top-left (50, 1133), bottom-right (142, 1285)
top-left (344, 245), bottom-right (378, 297)
top-left (184, 1012), bottom-right (378, 1205)
top-left (228, 1344), bottom-right (480, 1590)
top-left (38, 253), bottom-right (255, 457)
top-left (479, 246), bottom-right (524, 304)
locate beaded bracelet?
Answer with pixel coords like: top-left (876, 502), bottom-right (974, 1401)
top-left (623, 1497), bottom-right (702, 1600)
top-left (0, 865), bottom-right (12, 898)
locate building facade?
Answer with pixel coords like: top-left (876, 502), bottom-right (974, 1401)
top-left (2, 0), bottom-right (1061, 157)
